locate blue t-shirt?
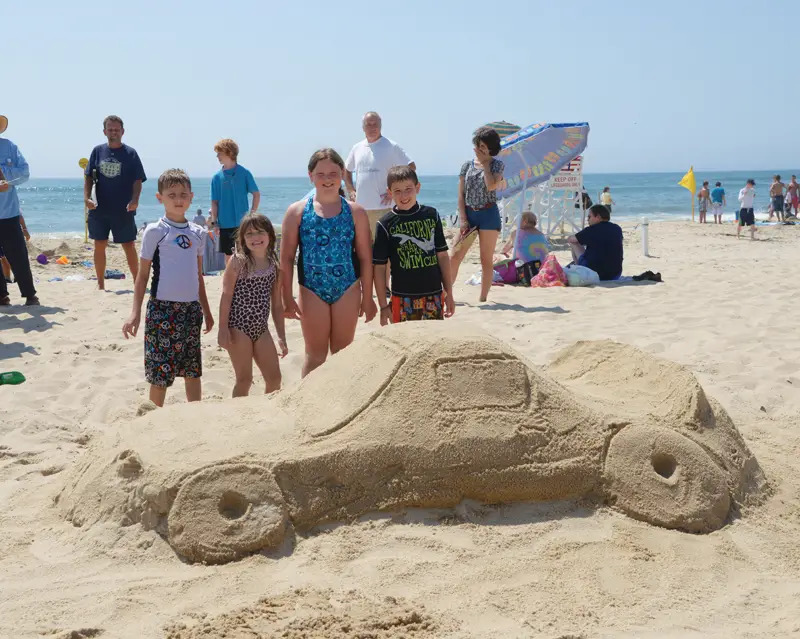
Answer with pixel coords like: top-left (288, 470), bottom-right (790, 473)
top-left (710, 187), bottom-right (725, 203)
top-left (575, 221), bottom-right (623, 281)
top-left (210, 164), bottom-right (259, 229)
top-left (85, 144), bottom-right (146, 215)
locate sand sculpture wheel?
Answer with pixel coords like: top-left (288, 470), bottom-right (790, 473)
top-left (57, 324), bottom-right (767, 564)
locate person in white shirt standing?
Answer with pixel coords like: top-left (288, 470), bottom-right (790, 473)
top-left (737, 179), bottom-right (757, 240)
top-left (345, 112), bottom-right (415, 289)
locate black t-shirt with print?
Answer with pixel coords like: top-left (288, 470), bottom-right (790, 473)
top-left (372, 204), bottom-right (448, 296)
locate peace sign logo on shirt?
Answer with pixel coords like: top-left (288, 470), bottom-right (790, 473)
top-left (175, 234), bottom-right (192, 249)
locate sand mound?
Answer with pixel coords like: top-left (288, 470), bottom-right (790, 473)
top-left (163, 589), bottom-right (447, 638)
top-left (57, 324), bottom-right (766, 563)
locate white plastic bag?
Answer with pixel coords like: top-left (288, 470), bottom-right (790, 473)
top-left (564, 264), bottom-right (600, 287)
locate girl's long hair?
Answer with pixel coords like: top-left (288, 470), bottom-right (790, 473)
top-left (234, 213), bottom-right (278, 273)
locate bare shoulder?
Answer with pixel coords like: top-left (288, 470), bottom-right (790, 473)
top-left (283, 200), bottom-right (306, 224)
top-left (349, 202), bottom-right (368, 219)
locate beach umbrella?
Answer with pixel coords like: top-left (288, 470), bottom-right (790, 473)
top-left (496, 122), bottom-right (590, 201)
top-left (485, 120), bottom-right (521, 139)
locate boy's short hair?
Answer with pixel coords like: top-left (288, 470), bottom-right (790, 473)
top-left (472, 126), bottom-right (502, 156)
top-left (387, 165), bottom-right (418, 189)
top-left (747, 179), bottom-right (755, 186)
top-left (715, 181), bottom-right (722, 186)
top-left (214, 138), bottom-right (239, 161)
top-left (158, 169), bottom-right (192, 193)
top-left (103, 115), bottom-right (123, 129)
top-left (703, 181), bottom-right (709, 186)
top-left (589, 203), bottom-right (611, 221)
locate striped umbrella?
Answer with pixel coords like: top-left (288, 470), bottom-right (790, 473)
top-left (485, 120), bottom-right (521, 139)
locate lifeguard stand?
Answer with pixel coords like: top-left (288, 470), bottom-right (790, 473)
top-left (500, 156), bottom-right (585, 240)
top-left (494, 123), bottom-right (589, 241)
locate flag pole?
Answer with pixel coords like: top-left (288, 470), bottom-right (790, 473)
top-left (692, 191), bottom-right (695, 223)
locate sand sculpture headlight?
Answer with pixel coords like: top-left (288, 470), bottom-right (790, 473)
top-left (56, 324), bottom-right (768, 564)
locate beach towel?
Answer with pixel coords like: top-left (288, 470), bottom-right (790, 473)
top-left (530, 255), bottom-right (567, 288)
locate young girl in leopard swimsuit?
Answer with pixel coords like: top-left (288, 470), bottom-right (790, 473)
top-left (218, 213), bottom-right (287, 396)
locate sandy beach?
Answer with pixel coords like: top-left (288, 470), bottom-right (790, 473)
top-left (2, 220), bottom-right (799, 638)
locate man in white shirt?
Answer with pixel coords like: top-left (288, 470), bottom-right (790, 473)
top-left (345, 112), bottom-right (415, 238)
top-left (737, 179), bottom-right (757, 240)
top-left (345, 112), bottom-right (415, 292)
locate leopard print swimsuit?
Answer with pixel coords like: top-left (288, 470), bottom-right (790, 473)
top-left (228, 260), bottom-right (277, 342)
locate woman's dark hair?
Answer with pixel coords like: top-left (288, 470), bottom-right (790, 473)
top-left (603, 186), bottom-right (610, 193)
top-left (472, 126), bottom-right (502, 157)
top-left (589, 203), bottom-right (611, 221)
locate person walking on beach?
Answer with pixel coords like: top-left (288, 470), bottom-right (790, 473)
top-left (122, 169), bottom-right (214, 407)
top-left (600, 186), bottom-right (615, 213)
top-left (345, 112), bottom-right (415, 292)
top-left (697, 181), bottom-right (711, 224)
top-left (0, 114), bottom-right (38, 307)
top-left (84, 115), bottom-right (146, 290)
top-left (737, 179), bottom-right (757, 240)
top-left (448, 126), bottom-right (506, 303)
top-left (769, 175), bottom-right (785, 222)
top-left (209, 138), bottom-right (260, 264)
top-left (710, 181), bottom-right (726, 224)
top-left (280, 149), bottom-right (376, 377)
top-left (786, 175), bottom-right (799, 218)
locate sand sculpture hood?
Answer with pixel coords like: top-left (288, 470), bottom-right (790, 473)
top-left (56, 324), bottom-right (768, 564)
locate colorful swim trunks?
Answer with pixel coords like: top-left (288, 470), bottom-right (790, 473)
top-left (391, 293), bottom-right (444, 323)
top-left (144, 298), bottom-right (203, 387)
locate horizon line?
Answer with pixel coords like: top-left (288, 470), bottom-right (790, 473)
top-left (26, 168), bottom-right (800, 180)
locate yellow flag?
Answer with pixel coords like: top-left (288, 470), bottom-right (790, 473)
top-left (678, 166), bottom-right (696, 194)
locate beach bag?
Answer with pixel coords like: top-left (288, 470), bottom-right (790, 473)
top-left (564, 264), bottom-right (600, 287)
top-left (530, 255), bottom-right (567, 288)
top-left (516, 259), bottom-right (542, 286)
top-left (492, 259), bottom-right (519, 284)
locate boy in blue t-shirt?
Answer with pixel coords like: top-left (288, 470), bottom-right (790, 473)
top-left (209, 139), bottom-right (260, 262)
top-left (710, 181), bottom-right (726, 224)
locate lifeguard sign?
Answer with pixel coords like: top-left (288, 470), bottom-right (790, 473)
top-left (496, 123), bottom-right (589, 240)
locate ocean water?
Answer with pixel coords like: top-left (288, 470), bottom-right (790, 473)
top-left (14, 170), bottom-right (795, 236)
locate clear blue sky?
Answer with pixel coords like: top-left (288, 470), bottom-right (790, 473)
top-left (6, 0), bottom-right (799, 178)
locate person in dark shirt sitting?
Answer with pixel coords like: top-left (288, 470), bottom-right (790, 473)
top-left (567, 204), bottom-right (623, 281)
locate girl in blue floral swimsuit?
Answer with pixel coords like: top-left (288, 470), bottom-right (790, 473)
top-left (280, 148), bottom-right (377, 377)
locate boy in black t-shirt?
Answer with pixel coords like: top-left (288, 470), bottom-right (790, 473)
top-left (373, 166), bottom-right (455, 324)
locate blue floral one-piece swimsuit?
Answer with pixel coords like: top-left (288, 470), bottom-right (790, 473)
top-left (297, 196), bottom-right (360, 304)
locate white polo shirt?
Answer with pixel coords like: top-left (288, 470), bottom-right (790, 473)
top-left (345, 136), bottom-right (412, 210)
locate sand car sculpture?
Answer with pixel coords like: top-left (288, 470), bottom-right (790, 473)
top-left (58, 324), bottom-right (767, 564)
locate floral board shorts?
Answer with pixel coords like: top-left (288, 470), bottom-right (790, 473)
top-left (144, 298), bottom-right (203, 387)
top-left (391, 293), bottom-right (444, 323)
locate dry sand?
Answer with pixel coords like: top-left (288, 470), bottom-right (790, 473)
top-left (2, 221), bottom-right (800, 637)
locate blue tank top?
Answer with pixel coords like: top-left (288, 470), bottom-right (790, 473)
top-left (297, 196), bottom-right (359, 304)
